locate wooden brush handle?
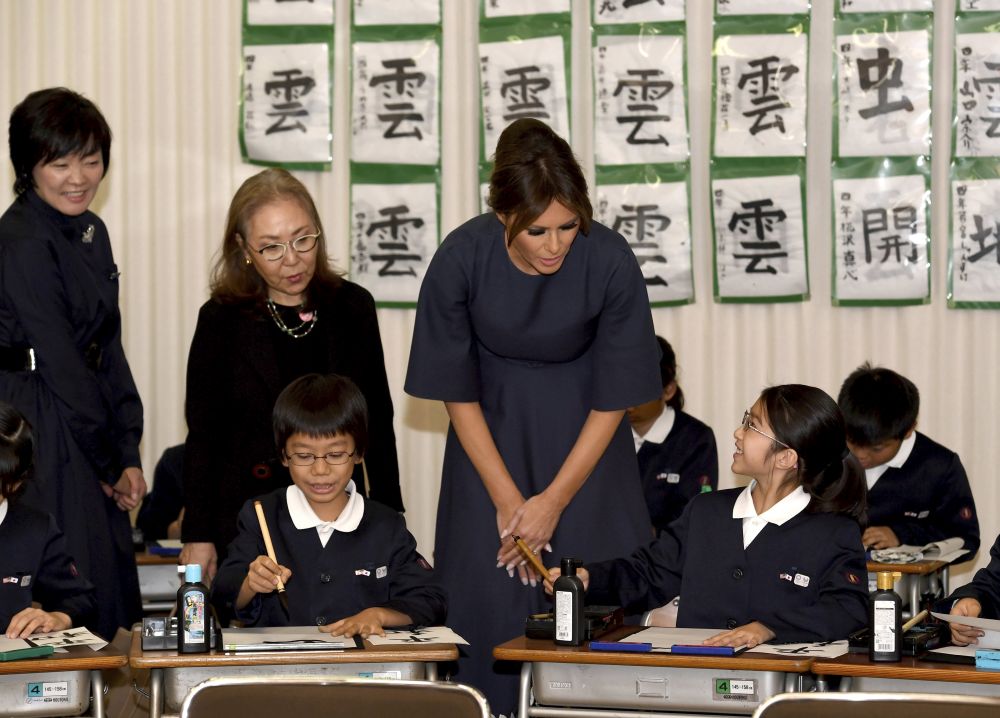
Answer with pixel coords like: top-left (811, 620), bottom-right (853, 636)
top-left (253, 500), bottom-right (287, 592)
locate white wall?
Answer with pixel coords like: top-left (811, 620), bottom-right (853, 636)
top-left (1, 0), bottom-right (995, 587)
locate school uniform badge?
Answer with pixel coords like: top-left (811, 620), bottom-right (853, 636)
top-left (355, 569), bottom-right (371, 576)
top-left (792, 573), bottom-right (810, 587)
top-left (2, 576), bottom-right (18, 584)
top-left (845, 572), bottom-right (861, 585)
top-left (376, 566), bottom-right (388, 579)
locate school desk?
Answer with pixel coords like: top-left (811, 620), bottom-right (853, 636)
top-left (0, 643), bottom-right (126, 718)
top-left (493, 626), bottom-right (812, 718)
top-left (812, 652), bottom-right (1000, 698)
top-left (867, 559), bottom-right (950, 617)
top-left (128, 626), bottom-right (459, 718)
top-left (136, 550), bottom-right (180, 614)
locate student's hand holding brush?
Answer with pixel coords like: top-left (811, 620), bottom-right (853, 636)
top-left (236, 555), bottom-right (293, 609)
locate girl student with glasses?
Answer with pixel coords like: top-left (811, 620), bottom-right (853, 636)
top-left (213, 374), bottom-right (445, 635)
top-left (179, 169), bottom-right (403, 590)
top-left (548, 384), bottom-right (869, 650)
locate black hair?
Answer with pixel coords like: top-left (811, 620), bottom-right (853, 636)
top-left (0, 402), bottom-right (34, 500)
top-left (837, 362), bottom-right (919, 446)
top-left (488, 118), bottom-right (592, 244)
top-left (8, 87), bottom-right (112, 195)
top-left (273, 374), bottom-right (368, 458)
top-left (759, 384), bottom-right (867, 522)
top-left (656, 336), bottom-right (685, 412)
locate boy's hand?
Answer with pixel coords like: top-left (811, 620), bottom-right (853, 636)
top-left (704, 621), bottom-right (774, 649)
top-left (321, 608), bottom-right (387, 639)
top-left (5, 608), bottom-right (71, 638)
top-left (180, 542), bottom-right (218, 583)
top-left (863, 526), bottom-right (900, 550)
top-left (949, 598), bottom-right (984, 646)
top-left (244, 555), bottom-right (292, 596)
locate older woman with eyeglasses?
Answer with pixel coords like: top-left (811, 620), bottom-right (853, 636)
top-left (179, 169), bottom-right (402, 585)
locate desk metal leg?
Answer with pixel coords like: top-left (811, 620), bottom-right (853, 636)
top-left (90, 669), bottom-right (105, 718)
top-left (815, 676), bottom-right (829, 692)
top-left (426, 663), bottom-right (438, 681)
top-left (910, 580), bottom-right (919, 617)
top-left (519, 662), bottom-right (532, 718)
top-left (150, 668), bottom-right (163, 718)
top-left (942, 566), bottom-right (950, 596)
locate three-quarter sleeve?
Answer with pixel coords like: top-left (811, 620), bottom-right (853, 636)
top-left (181, 303), bottom-right (232, 545)
top-left (404, 244), bottom-right (480, 402)
top-left (589, 244), bottom-right (661, 411)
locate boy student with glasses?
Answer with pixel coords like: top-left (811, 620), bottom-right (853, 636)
top-left (212, 373), bottom-right (445, 636)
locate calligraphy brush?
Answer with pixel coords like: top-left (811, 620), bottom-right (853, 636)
top-left (512, 535), bottom-right (552, 586)
top-left (254, 500), bottom-right (291, 618)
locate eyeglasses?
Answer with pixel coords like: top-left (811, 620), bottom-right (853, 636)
top-left (253, 232), bottom-right (321, 262)
top-left (741, 410), bottom-right (791, 449)
top-left (285, 450), bottom-right (355, 466)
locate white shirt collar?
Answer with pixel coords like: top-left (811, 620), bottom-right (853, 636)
top-left (0, 498), bottom-right (7, 527)
top-left (865, 432), bottom-right (917, 489)
top-left (733, 480), bottom-right (811, 548)
top-left (286, 481), bottom-right (364, 547)
top-left (632, 406), bottom-right (676, 452)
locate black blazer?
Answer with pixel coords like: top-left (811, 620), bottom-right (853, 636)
top-left (949, 532), bottom-right (1000, 618)
top-left (212, 489), bottom-right (446, 628)
top-left (586, 489), bottom-right (868, 643)
top-left (181, 280), bottom-right (402, 555)
top-left (0, 500), bottom-right (96, 632)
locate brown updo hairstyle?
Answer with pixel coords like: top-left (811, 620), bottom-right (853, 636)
top-left (758, 384), bottom-right (867, 522)
top-left (210, 168), bottom-right (342, 304)
top-left (0, 402), bottom-right (34, 500)
top-left (487, 119), bottom-right (592, 244)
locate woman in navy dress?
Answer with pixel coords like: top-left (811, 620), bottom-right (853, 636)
top-left (405, 119), bottom-right (661, 713)
top-left (0, 88), bottom-right (144, 639)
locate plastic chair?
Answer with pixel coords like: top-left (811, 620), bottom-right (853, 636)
top-left (180, 675), bottom-right (490, 718)
top-left (641, 595), bottom-right (680, 627)
top-left (753, 691), bottom-right (1000, 718)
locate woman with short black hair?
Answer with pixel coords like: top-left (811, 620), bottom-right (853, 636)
top-left (0, 87), bottom-right (144, 639)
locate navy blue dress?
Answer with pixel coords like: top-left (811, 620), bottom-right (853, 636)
top-left (405, 213), bottom-right (661, 713)
top-left (0, 190), bottom-right (142, 640)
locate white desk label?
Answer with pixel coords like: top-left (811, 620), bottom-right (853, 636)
top-left (25, 682), bottom-right (70, 703)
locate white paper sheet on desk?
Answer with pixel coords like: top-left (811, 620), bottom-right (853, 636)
top-left (366, 626), bottom-right (468, 646)
top-left (931, 611), bottom-right (1000, 650)
top-left (222, 627), bottom-right (356, 651)
top-left (620, 626), bottom-right (726, 650)
top-left (747, 640), bottom-right (848, 659)
top-left (0, 636), bottom-right (32, 652)
top-left (25, 627), bottom-right (107, 650)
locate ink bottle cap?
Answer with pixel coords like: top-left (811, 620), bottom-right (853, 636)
top-left (876, 571), bottom-right (901, 590)
top-left (560, 558), bottom-right (578, 576)
top-left (185, 564), bottom-right (202, 583)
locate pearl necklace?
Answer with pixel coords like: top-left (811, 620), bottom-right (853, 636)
top-left (266, 299), bottom-right (318, 339)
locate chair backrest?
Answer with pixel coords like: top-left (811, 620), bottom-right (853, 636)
top-left (754, 691), bottom-right (1000, 718)
top-left (642, 595), bottom-right (680, 627)
top-left (180, 675), bottom-right (490, 718)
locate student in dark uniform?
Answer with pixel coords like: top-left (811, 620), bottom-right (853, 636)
top-left (946, 532), bottom-right (1000, 645)
top-left (628, 336), bottom-right (717, 534)
top-left (136, 444), bottom-right (185, 542)
top-left (1, 403), bottom-right (95, 638)
top-left (0, 88), bottom-right (143, 640)
top-left (553, 385), bottom-right (868, 647)
top-left (837, 362), bottom-right (979, 554)
top-left (213, 374), bottom-right (444, 635)
top-left (405, 119), bottom-right (660, 712)
top-left (180, 169), bottom-right (402, 583)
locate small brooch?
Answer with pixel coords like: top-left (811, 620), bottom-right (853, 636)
top-left (82, 225), bottom-right (95, 244)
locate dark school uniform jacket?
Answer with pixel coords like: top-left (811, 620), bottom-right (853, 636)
top-left (0, 501), bottom-right (96, 631)
top-left (867, 432), bottom-right (979, 555)
top-left (948, 533), bottom-right (1000, 619)
top-left (638, 410), bottom-right (718, 533)
top-left (212, 489), bottom-right (446, 628)
top-left (182, 280), bottom-right (403, 557)
top-left (586, 489), bottom-right (868, 643)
